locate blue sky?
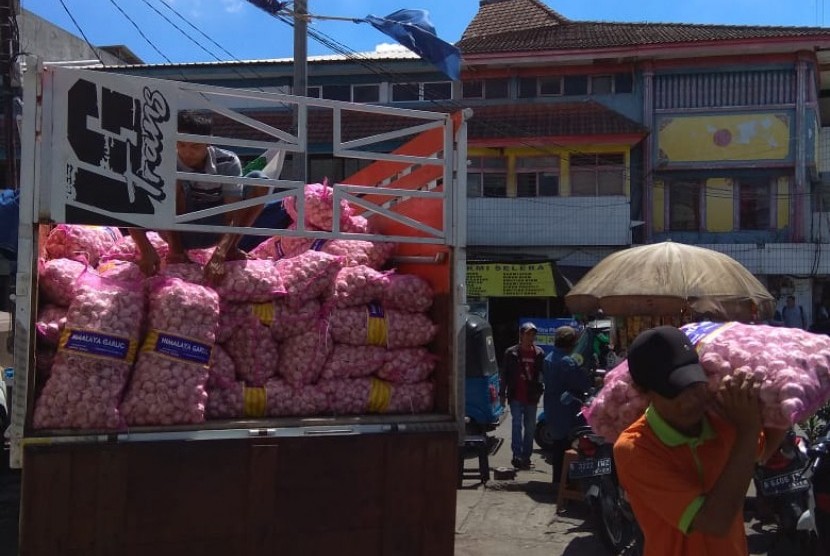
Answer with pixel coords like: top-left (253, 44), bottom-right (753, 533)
top-left (20, 0), bottom-right (830, 64)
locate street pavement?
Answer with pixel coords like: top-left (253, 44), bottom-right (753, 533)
top-left (455, 405), bottom-right (801, 556)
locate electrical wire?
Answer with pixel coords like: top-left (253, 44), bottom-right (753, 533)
top-left (57, 0), bottom-right (104, 64)
top-left (152, 0), bottom-right (240, 61)
top-left (107, 0), bottom-right (173, 64)
top-left (139, 0), bottom-right (224, 62)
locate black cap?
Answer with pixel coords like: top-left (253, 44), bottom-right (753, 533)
top-left (627, 326), bottom-right (708, 399)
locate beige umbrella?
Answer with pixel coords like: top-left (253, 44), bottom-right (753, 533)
top-left (565, 241), bottom-right (775, 321)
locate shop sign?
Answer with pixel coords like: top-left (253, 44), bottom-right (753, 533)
top-left (466, 262), bottom-right (557, 298)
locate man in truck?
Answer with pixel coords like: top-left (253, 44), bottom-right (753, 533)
top-left (130, 111), bottom-right (271, 284)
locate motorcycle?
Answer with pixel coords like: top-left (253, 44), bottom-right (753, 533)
top-left (793, 422), bottom-right (830, 554)
top-left (564, 388), bottom-right (642, 555)
top-left (753, 429), bottom-right (812, 542)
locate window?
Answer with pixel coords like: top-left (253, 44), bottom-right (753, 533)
top-left (614, 73), bottom-right (634, 93)
top-left (306, 86), bottom-right (321, 98)
top-left (814, 182), bottom-right (830, 211)
top-left (467, 156), bottom-right (507, 197)
top-left (570, 154), bottom-right (625, 196)
top-left (463, 79), bottom-right (508, 99)
top-left (564, 75), bottom-right (588, 96)
top-left (392, 82), bottom-right (452, 102)
top-left (516, 156), bottom-right (559, 197)
top-left (669, 181), bottom-right (701, 231)
top-left (463, 80), bottom-right (484, 99)
top-left (484, 78), bottom-right (509, 99)
top-left (591, 75), bottom-right (614, 95)
top-left (518, 77), bottom-right (537, 98)
top-left (540, 76), bottom-right (562, 96)
top-left (424, 82), bottom-right (452, 100)
top-left (738, 179), bottom-right (772, 230)
top-left (352, 84), bottom-right (380, 103)
top-left (322, 85), bottom-right (351, 101)
top-left (392, 83), bottom-right (420, 101)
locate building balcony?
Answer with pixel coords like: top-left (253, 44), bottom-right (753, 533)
top-left (466, 196), bottom-right (632, 247)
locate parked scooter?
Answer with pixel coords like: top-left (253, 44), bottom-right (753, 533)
top-left (753, 429), bottom-right (812, 542)
top-left (794, 422), bottom-right (830, 553)
top-left (564, 387), bottom-right (642, 554)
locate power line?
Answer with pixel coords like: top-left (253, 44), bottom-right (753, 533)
top-left (57, 0), bottom-right (103, 64)
top-left (106, 0), bottom-right (172, 64)
top-left (152, 0), bottom-right (240, 61)
top-left (140, 0), bottom-right (225, 62)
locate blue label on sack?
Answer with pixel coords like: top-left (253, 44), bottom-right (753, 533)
top-left (311, 239), bottom-right (327, 251)
top-left (153, 333), bottom-right (213, 365)
top-left (64, 330), bottom-right (131, 360)
top-left (368, 302), bottom-right (385, 318)
top-left (680, 321), bottom-right (728, 347)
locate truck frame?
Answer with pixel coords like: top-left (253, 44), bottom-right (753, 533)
top-left (10, 61), bottom-right (468, 555)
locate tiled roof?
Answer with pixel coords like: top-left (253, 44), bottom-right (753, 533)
top-left (210, 101), bottom-right (645, 146)
top-left (458, 0), bottom-right (830, 55)
top-left (461, 0), bottom-right (568, 40)
top-left (467, 102), bottom-right (646, 139)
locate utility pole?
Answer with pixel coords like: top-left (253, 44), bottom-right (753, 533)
top-left (292, 0), bottom-right (307, 184)
top-left (0, 0), bottom-right (18, 189)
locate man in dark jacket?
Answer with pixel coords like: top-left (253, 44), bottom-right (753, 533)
top-left (543, 326), bottom-right (590, 487)
top-left (500, 322), bottom-right (545, 470)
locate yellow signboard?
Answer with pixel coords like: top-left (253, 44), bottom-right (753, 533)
top-left (467, 263), bottom-right (557, 297)
top-left (658, 113), bottom-right (791, 163)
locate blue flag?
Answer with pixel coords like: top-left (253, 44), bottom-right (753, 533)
top-left (364, 9), bottom-right (461, 81)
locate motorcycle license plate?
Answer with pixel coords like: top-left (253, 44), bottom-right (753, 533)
top-left (760, 471), bottom-right (810, 496)
top-left (569, 457), bottom-right (612, 480)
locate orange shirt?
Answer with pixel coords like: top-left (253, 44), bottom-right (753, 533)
top-left (613, 407), bottom-right (761, 556)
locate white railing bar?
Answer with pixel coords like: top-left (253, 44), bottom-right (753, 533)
top-left (174, 172), bottom-right (303, 190)
top-left (339, 192), bottom-right (444, 239)
top-left (443, 118), bottom-right (454, 245)
top-left (172, 191), bottom-right (296, 222)
top-left (336, 184), bottom-right (444, 199)
top-left (339, 119), bottom-right (444, 150)
top-left (169, 224), bottom-right (445, 244)
top-left (176, 134), bottom-right (302, 153)
top-left (177, 81), bottom-right (448, 120)
top-left (333, 149), bottom-right (444, 166)
top-left (202, 105), bottom-right (299, 145)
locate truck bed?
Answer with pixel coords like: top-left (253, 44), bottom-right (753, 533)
top-left (20, 431), bottom-right (457, 556)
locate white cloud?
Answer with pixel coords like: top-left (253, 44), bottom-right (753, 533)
top-left (222, 0), bottom-right (245, 13)
top-left (167, 0), bottom-right (243, 17)
top-left (373, 42), bottom-right (410, 53)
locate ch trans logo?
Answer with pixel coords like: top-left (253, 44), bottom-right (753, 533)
top-left (64, 78), bottom-right (171, 216)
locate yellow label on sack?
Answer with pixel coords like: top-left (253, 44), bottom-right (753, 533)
top-left (366, 303), bottom-right (388, 347)
top-left (243, 386), bottom-right (267, 418)
top-left (59, 327), bottom-right (138, 364)
top-left (97, 261), bottom-right (118, 274)
top-left (250, 302), bottom-right (276, 327)
top-left (368, 378), bottom-right (391, 413)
